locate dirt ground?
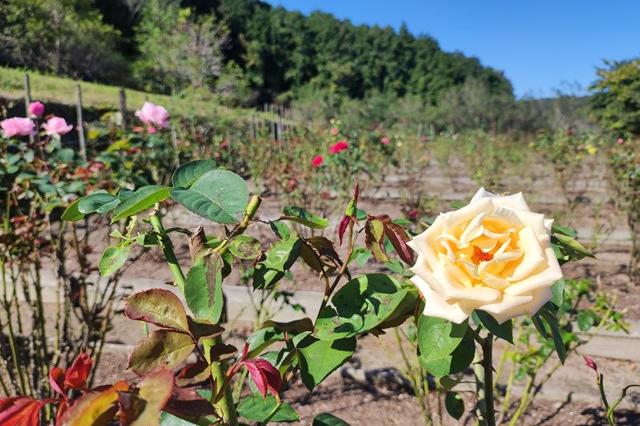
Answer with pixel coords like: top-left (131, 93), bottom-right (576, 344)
top-left (95, 348), bottom-right (640, 426)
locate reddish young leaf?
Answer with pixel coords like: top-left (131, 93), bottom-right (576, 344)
top-left (253, 359), bottom-right (282, 396)
top-left (49, 367), bottom-right (66, 398)
top-left (164, 387), bottom-right (217, 420)
top-left (241, 358), bottom-right (282, 398)
top-left (383, 222), bottom-right (415, 265)
top-left (584, 355), bottom-right (598, 373)
top-left (60, 381), bottom-right (129, 426)
top-left (338, 215), bottom-right (351, 246)
top-left (365, 218), bottom-right (388, 262)
top-left (125, 289), bottom-right (190, 333)
top-left (0, 397), bottom-right (45, 426)
top-left (64, 352), bottom-right (93, 390)
top-left (126, 369), bottom-right (174, 426)
top-left (175, 361), bottom-right (211, 387)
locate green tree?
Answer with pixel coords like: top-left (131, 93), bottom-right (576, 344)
top-left (134, 0), bottom-right (228, 94)
top-left (0, 0), bottom-right (127, 83)
top-left (591, 59), bottom-right (640, 135)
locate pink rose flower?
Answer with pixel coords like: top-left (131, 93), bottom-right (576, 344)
top-left (42, 117), bottom-right (73, 136)
top-left (381, 136), bottom-right (390, 145)
top-left (329, 140), bottom-right (349, 154)
top-left (616, 137), bottom-right (625, 145)
top-left (330, 127), bottom-right (339, 136)
top-left (1, 117), bottom-right (35, 138)
top-left (28, 101), bottom-right (45, 118)
top-left (135, 102), bottom-right (169, 130)
top-left (311, 155), bottom-right (324, 167)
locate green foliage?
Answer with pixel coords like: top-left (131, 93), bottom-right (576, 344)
top-left (417, 317), bottom-right (474, 377)
top-left (314, 274), bottom-right (415, 340)
top-left (172, 170), bottom-right (249, 224)
top-left (296, 335), bottom-right (356, 390)
top-left (591, 59), bottom-right (640, 135)
top-left (237, 394), bottom-right (298, 423)
top-left (134, 0), bottom-right (228, 93)
top-left (313, 413), bottom-right (351, 426)
top-left (184, 255), bottom-right (225, 323)
top-left (0, 0), bottom-right (128, 83)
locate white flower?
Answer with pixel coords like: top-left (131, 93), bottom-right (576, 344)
top-left (408, 188), bottom-right (563, 324)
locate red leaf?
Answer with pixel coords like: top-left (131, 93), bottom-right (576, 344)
top-left (49, 367), bottom-right (66, 398)
top-left (64, 352), bottom-right (93, 390)
top-left (252, 359), bottom-right (282, 396)
top-left (383, 222), bottom-right (415, 265)
top-left (0, 397), bottom-right (45, 426)
top-left (242, 361), bottom-right (267, 397)
top-left (242, 358), bottom-right (282, 398)
top-left (338, 215), bottom-right (351, 246)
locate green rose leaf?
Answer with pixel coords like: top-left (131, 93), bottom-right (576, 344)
top-left (61, 198), bottom-right (85, 221)
top-left (472, 310), bottom-right (513, 344)
top-left (539, 307), bottom-right (567, 363)
top-left (297, 335), bottom-right (356, 390)
top-left (172, 159), bottom-right (217, 189)
top-left (445, 392), bottom-right (464, 420)
top-left (111, 185), bottom-right (171, 222)
top-left (253, 237), bottom-right (302, 289)
top-left (417, 316), bottom-right (474, 377)
top-left (237, 394), bottom-right (298, 423)
top-left (78, 190), bottom-right (120, 214)
top-left (280, 205), bottom-right (328, 229)
top-left (184, 254), bottom-right (224, 324)
top-left (229, 235), bottom-right (261, 260)
top-left (315, 274), bottom-right (411, 340)
top-left (171, 170), bottom-right (248, 224)
top-left (313, 413), bottom-right (351, 426)
top-left (98, 244), bottom-right (130, 276)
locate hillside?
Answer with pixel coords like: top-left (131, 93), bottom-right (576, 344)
top-left (0, 66), bottom-right (281, 123)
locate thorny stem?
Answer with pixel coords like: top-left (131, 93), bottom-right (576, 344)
top-left (395, 327), bottom-right (433, 426)
top-left (1, 260), bottom-right (28, 395)
top-left (473, 331), bottom-right (496, 426)
top-left (153, 196), bottom-right (262, 426)
top-left (318, 218), bottom-right (354, 315)
top-left (149, 212), bottom-right (186, 290)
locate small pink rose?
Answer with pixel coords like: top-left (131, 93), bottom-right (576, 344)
top-left (330, 127), bottom-right (339, 136)
top-left (1, 117), bottom-right (35, 138)
top-left (42, 117), bottom-right (73, 136)
top-left (329, 140), bottom-right (349, 154)
top-left (616, 137), bottom-right (624, 145)
top-left (381, 136), bottom-right (390, 145)
top-left (311, 154), bottom-right (324, 167)
top-left (135, 102), bottom-right (169, 130)
top-left (28, 101), bottom-right (45, 118)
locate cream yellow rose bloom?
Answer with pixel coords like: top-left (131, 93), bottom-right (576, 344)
top-left (408, 188), bottom-right (563, 324)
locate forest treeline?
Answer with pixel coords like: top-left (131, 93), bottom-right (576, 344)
top-left (1, 2), bottom-right (508, 98)
top-left (1, 0), bottom-right (600, 132)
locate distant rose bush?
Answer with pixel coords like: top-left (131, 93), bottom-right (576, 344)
top-left (311, 154), bottom-right (324, 167)
top-left (408, 188), bottom-right (563, 323)
top-left (42, 117), bottom-right (73, 136)
top-left (28, 101), bottom-right (45, 118)
top-left (1, 117), bottom-right (35, 138)
top-left (135, 101), bottom-right (170, 131)
top-left (329, 140), bottom-right (349, 154)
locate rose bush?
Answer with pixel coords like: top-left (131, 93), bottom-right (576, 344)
top-left (409, 188), bottom-right (563, 324)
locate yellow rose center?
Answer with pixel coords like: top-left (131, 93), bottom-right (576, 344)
top-left (435, 210), bottom-right (527, 291)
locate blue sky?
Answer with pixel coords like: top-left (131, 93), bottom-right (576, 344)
top-left (265, 0), bottom-right (640, 98)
